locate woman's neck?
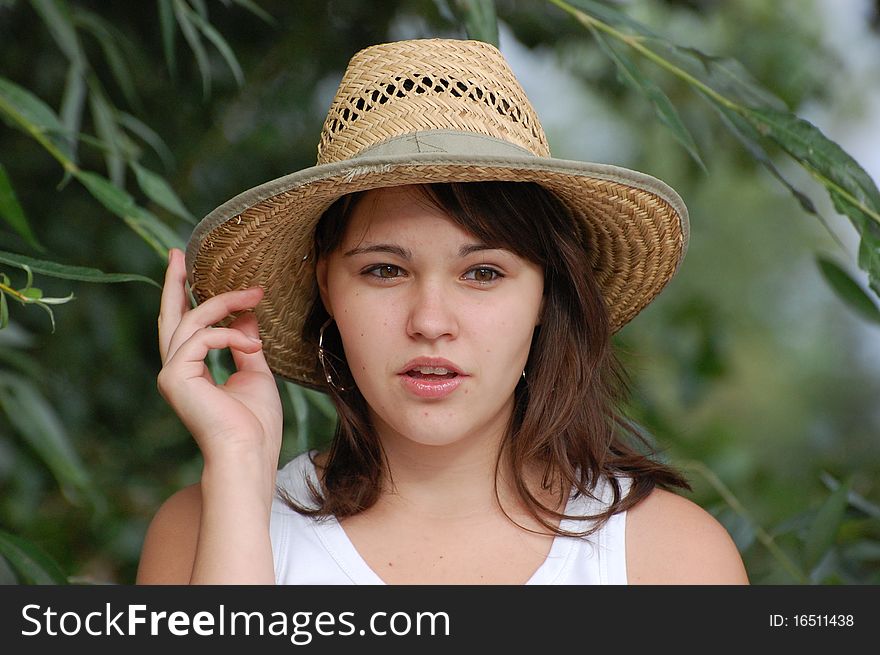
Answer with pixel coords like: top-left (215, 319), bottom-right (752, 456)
top-left (380, 443), bottom-right (507, 518)
top-left (367, 418), bottom-right (562, 521)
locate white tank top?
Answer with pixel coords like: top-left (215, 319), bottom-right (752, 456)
top-left (270, 451), bottom-right (629, 584)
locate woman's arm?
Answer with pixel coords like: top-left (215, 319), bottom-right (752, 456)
top-left (136, 465), bottom-right (277, 584)
top-left (626, 488), bottom-right (750, 584)
top-left (137, 248), bottom-right (283, 584)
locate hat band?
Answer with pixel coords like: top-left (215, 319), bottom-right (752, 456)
top-left (352, 130), bottom-right (536, 160)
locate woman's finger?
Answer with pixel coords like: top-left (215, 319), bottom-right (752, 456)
top-left (164, 285), bottom-right (264, 365)
top-left (158, 248), bottom-right (189, 363)
top-left (228, 312), bottom-right (272, 375)
top-left (159, 326), bottom-right (264, 391)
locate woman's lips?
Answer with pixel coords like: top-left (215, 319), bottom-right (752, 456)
top-left (397, 357), bottom-right (465, 376)
top-left (398, 371), bottom-right (466, 399)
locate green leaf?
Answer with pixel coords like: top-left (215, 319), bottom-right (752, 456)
top-left (191, 0), bottom-right (209, 19)
top-left (0, 529), bottom-right (68, 584)
top-left (283, 382), bottom-right (341, 453)
top-left (30, 0), bottom-right (85, 67)
top-left (0, 292), bottom-right (7, 329)
top-left (562, 0), bottom-right (788, 111)
top-left (713, 104), bottom-right (818, 216)
top-left (590, 27), bottom-right (705, 170)
top-left (131, 161), bottom-right (195, 224)
top-left (36, 292), bottom-right (75, 305)
top-left (821, 471), bottom-right (880, 520)
top-left (816, 256), bottom-right (880, 325)
top-left (0, 250), bottom-right (160, 287)
top-left (59, 61), bottom-right (87, 168)
top-left (118, 111), bottom-right (175, 171)
top-left (19, 287), bottom-right (43, 300)
top-left (302, 385), bottom-right (338, 423)
top-left (453, 0), bottom-right (499, 47)
top-left (174, 0), bottom-right (212, 97)
top-left (0, 75), bottom-right (67, 137)
top-left (655, 41), bottom-right (788, 111)
top-left (74, 170), bottom-right (183, 256)
top-left (0, 373), bottom-right (96, 507)
top-left (23, 262), bottom-right (34, 288)
top-left (803, 477), bottom-right (852, 573)
top-left (284, 381), bottom-right (311, 452)
top-left (126, 206), bottom-right (186, 256)
top-left (72, 8), bottom-right (140, 109)
top-left (0, 162), bottom-right (44, 251)
top-left (855, 222), bottom-right (880, 297)
top-left (159, 0), bottom-right (177, 76)
top-left (75, 169), bottom-right (136, 215)
top-left (562, 0), bottom-right (659, 38)
top-left (565, 0), bottom-right (785, 110)
top-left (89, 88), bottom-right (125, 185)
top-left (207, 348), bottom-right (231, 385)
top-left (739, 107), bottom-right (880, 221)
top-left (36, 300), bottom-right (58, 331)
top-left (710, 100), bottom-right (855, 253)
top-left (737, 107), bottom-right (880, 295)
top-left (186, 8), bottom-right (245, 86)
top-left (757, 109), bottom-right (880, 206)
top-left (227, 0), bottom-right (275, 25)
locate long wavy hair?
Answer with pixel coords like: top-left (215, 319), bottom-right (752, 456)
top-left (282, 181), bottom-right (689, 537)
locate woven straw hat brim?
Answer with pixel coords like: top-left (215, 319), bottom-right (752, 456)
top-left (186, 145), bottom-right (688, 390)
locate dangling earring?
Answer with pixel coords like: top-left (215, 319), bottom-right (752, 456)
top-left (318, 317), bottom-right (350, 392)
top-left (521, 369), bottom-right (527, 385)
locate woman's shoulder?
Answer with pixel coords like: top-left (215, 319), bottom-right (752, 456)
top-left (625, 487), bottom-right (750, 584)
top-left (136, 483), bottom-right (202, 584)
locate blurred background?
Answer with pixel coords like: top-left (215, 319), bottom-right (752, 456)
top-left (0, 0), bottom-right (878, 585)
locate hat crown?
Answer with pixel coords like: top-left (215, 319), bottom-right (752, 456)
top-left (316, 39), bottom-right (551, 165)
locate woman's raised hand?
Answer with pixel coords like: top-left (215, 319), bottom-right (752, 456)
top-left (157, 248), bottom-right (283, 469)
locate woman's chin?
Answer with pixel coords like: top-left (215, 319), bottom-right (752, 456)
top-left (371, 410), bottom-right (486, 450)
top-left (388, 419), bottom-right (473, 449)
top-left (364, 384), bottom-right (514, 451)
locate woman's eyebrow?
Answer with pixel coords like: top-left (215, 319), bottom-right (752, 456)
top-left (458, 243), bottom-right (498, 257)
top-left (343, 243), bottom-right (499, 258)
top-left (343, 244), bottom-right (411, 259)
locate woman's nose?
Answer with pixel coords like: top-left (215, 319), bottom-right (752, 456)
top-left (405, 281), bottom-right (459, 340)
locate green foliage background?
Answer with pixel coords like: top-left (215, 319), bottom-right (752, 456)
top-left (1, 0), bottom-right (878, 585)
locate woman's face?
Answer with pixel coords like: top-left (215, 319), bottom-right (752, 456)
top-left (316, 185), bottom-right (544, 452)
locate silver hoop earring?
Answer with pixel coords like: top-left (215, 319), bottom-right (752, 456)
top-left (318, 317), bottom-right (350, 392)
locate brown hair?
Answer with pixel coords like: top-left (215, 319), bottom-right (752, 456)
top-left (284, 181), bottom-right (689, 537)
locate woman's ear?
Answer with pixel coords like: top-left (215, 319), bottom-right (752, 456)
top-left (315, 257), bottom-right (333, 317)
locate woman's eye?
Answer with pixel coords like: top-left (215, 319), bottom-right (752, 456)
top-left (366, 265), bottom-right (403, 279)
top-left (464, 267), bottom-right (501, 283)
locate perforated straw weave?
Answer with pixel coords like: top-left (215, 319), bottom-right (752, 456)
top-left (186, 38), bottom-right (689, 390)
top-left (317, 39), bottom-right (549, 164)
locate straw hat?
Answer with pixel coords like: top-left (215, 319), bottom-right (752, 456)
top-left (186, 38), bottom-right (689, 389)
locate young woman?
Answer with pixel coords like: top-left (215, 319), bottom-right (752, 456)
top-left (137, 38), bottom-right (748, 585)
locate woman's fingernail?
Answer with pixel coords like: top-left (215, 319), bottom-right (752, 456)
top-left (248, 336), bottom-right (262, 343)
